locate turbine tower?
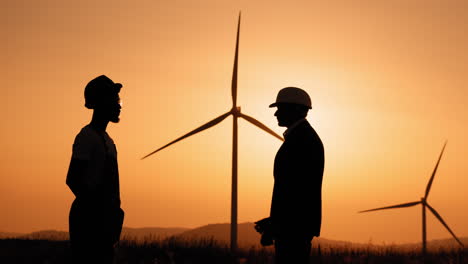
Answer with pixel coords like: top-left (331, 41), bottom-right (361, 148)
top-left (142, 13), bottom-right (284, 252)
top-left (359, 141), bottom-right (464, 256)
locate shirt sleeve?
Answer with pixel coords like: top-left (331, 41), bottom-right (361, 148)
top-left (71, 129), bottom-right (93, 160)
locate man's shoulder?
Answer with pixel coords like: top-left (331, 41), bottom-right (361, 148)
top-left (294, 121), bottom-right (323, 148)
top-left (296, 121), bottom-right (320, 137)
top-left (74, 125), bottom-right (100, 144)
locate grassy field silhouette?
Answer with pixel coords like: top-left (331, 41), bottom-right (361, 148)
top-left (1, 237), bottom-right (466, 264)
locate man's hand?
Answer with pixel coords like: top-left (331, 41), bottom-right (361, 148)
top-left (254, 217), bottom-right (274, 246)
top-left (254, 217), bottom-right (271, 234)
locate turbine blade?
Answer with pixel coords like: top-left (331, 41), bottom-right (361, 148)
top-left (425, 141), bottom-right (448, 199)
top-left (141, 111), bottom-right (231, 159)
top-left (239, 113), bottom-right (284, 142)
top-left (359, 201), bottom-right (421, 213)
top-left (426, 203), bottom-right (465, 247)
top-left (231, 12), bottom-right (241, 108)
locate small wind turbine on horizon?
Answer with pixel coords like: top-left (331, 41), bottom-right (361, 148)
top-left (359, 141), bottom-right (464, 255)
top-left (142, 13), bottom-right (284, 252)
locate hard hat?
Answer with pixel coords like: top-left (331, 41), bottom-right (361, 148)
top-left (269, 87), bottom-right (312, 109)
top-left (84, 75), bottom-right (122, 109)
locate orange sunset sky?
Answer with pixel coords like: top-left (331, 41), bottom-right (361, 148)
top-left (2, 0), bottom-right (467, 244)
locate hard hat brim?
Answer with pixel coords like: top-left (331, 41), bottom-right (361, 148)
top-left (269, 102), bottom-right (278, 108)
top-left (269, 102), bottom-right (311, 109)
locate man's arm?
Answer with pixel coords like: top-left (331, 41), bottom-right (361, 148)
top-left (66, 158), bottom-right (89, 198)
top-left (67, 129), bottom-right (98, 199)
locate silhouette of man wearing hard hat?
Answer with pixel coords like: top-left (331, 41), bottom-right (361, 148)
top-left (255, 87), bottom-right (324, 264)
top-left (66, 75), bottom-right (125, 264)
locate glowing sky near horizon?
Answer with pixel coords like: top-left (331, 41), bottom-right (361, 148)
top-left (1, 0), bottom-right (468, 244)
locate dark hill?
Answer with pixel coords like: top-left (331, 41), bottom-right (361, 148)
top-left (121, 227), bottom-right (189, 241)
top-left (2, 224), bottom-right (466, 252)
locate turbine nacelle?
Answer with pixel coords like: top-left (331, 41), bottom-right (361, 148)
top-left (231, 106), bottom-right (241, 116)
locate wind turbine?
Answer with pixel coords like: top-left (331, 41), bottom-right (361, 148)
top-left (142, 13), bottom-right (284, 252)
top-left (359, 141), bottom-right (464, 256)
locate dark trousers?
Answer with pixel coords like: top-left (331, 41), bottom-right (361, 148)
top-left (70, 240), bottom-right (115, 264)
top-left (274, 237), bottom-right (312, 264)
top-left (69, 199), bottom-right (124, 264)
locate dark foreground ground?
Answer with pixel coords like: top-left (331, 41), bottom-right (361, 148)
top-left (0, 238), bottom-right (466, 264)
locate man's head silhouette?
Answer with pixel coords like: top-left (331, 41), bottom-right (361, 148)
top-left (270, 87), bottom-right (310, 127)
top-left (84, 75), bottom-right (122, 123)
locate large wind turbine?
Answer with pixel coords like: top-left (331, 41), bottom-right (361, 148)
top-left (142, 13), bottom-right (283, 252)
top-left (359, 142), bottom-right (464, 255)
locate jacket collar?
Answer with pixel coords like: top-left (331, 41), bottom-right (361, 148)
top-left (283, 118), bottom-right (307, 139)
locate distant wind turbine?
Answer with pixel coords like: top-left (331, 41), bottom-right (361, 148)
top-left (359, 141), bottom-right (464, 255)
top-left (142, 13), bottom-right (283, 252)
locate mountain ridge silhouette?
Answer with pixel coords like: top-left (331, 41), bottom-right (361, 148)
top-left (2, 223), bottom-right (466, 250)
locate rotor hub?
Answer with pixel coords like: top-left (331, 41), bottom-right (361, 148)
top-left (231, 106), bottom-right (241, 116)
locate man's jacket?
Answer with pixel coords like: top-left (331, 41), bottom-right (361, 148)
top-left (270, 120), bottom-right (324, 239)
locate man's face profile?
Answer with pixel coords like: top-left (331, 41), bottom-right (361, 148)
top-left (97, 94), bottom-right (121, 123)
top-left (274, 104), bottom-right (299, 127)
